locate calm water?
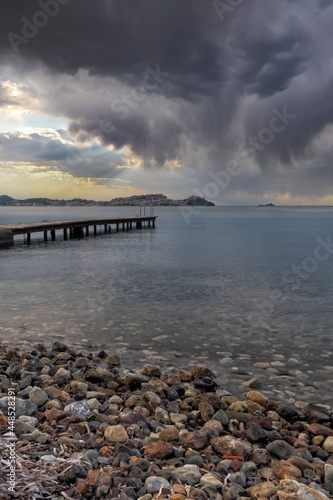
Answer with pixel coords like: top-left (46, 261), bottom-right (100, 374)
top-left (0, 206), bottom-right (333, 394)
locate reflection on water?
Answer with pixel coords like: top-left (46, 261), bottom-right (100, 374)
top-left (0, 206), bottom-right (332, 378)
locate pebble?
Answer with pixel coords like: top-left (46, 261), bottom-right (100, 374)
top-left (29, 387), bottom-right (49, 406)
top-left (145, 476), bottom-right (171, 494)
top-left (173, 464), bottom-right (202, 484)
top-left (1, 343), bottom-right (333, 500)
top-left (104, 425), bottom-right (129, 443)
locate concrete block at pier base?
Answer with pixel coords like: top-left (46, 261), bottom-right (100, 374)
top-left (0, 227), bottom-right (14, 248)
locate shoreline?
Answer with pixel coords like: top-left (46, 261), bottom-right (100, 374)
top-left (0, 342), bottom-right (333, 499)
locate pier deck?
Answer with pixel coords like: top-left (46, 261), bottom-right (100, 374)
top-left (0, 216), bottom-right (156, 247)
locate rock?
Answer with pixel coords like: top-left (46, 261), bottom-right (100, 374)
top-left (272, 460), bottom-right (302, 480)
top-left (170, 413), bottom-right (187, 424)
top-left (247, 483), bottom-right (277, 498)
top-left (54, 367), bottom-right (71, 381)
top-left (212, 436), bottom-right (252, 457)
top-left (144, 440), bottom-right (173, 459)
top-left (142, 365), bottom-right (161, 377)
top-left (200, 473), bottom-right (223, 489)
top-left (29, 387), bottom-right (48, 406)
top-left (46, 385), bottom-right (70, 401)
top-left (198, 402), bottom-right (215, 422)
top-left (70, 381), bottom-right (89, 392)
top-left (191, 366), bottom-right (218, 389)
top-left (307, 422), bottom-right (333, 436)
top-left (104, 425), bottom-right (129, 443)
top-left (173, 464), bottom-right (202, 484)
top-left (244, 378), bottom-right (263, 389)
top-left (45, 408), bottom-right (67, 421)
top-left (212, 409), bottom-right (229, 425)
top-left (325, 464), bottom-right (333, 494)
top-left (0, 396), bottom-right (37, 417)
top-left (180, 430), bottom-right (208, 450)
top-left (323, 436), bottom-right (333, 453)
top-left (145, 476), bottom-right (171, 494)
top-left (244, 391), bottom-right (269, 407)
top-left (75, 357), bottom-right (88, 368)
top-left (246, 423), bottom-right (268, 442)
top-left (287, 455), bottom-right (314, 472)
top-left (304, 403), bottom-right (330, 423)
top-left (64, 400), bottom-right (91, 416)
top-left (159, 426), bottom-right (179, 442)
top-left (0, 410), bottom-right (7, 427)
top-left (266, 439), bottom-right (299, 459)
top-left (29, 429), bottom-right (49, 444)
top-left (15, 419), bottom-right (37, 434)
top-left (63, 465), bottom-right (87, 484)
top-left (107, 354), bottom-right (121, 366)
top-left (6, 362), bottom-right (21, 378)
top-left (40, 455), bottom-right (57, 462)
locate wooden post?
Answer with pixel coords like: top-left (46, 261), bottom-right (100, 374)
top-left (116, 224), bottom-right (119, 232)
top-left (130, 222), bottom-right (132, 230)
top-left (122, 223), bottom-right (125, 231)
top-left (51, 230), bottom-right (56, 241)
top-left (108, 226), bottom-right (111, 234)
top-left (27, 233), bottom-right (31, 245)
top-left (104, 224), bottom-right (107, 234)
top-left (148, 221), bottom-right (151, 228)
top-left (44, 231), bottom-right (48, 242)
top-left (153, 219), bottom-right (155, 228)
top-left (85, 226), bottom-right (89, 237)
top-left (94, 225), bottom-right (97, 236)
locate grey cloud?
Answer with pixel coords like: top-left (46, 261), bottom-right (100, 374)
top-left (1, 0), bottom-right (333, 201)
top-left (0, 130), bottom-right (127, 179)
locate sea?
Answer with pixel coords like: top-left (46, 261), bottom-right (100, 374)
top-left (1, 206), bottom-right (333, 402)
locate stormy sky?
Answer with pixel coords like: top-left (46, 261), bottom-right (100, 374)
top-left (1, 0), bottom-right (333, 204)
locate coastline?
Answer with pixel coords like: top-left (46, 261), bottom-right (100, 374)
top-left (1, 342), bottom-right (333, 499)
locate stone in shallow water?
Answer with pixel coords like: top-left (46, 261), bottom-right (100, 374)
top-left (141, 364), bottom-right (161, 377)
top-left (244, 391), bottom-right (269, 407)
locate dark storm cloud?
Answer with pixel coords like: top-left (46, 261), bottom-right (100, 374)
top-left (1, 0), bottom-right (333, 193)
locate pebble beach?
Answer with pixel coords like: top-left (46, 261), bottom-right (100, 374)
top-left (1, 342), bottom-right (333, 499)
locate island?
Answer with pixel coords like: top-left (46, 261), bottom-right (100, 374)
top-left (0, 194), bottom-right (215, 207)
top-left (258, 203), bottom-right (275, 207)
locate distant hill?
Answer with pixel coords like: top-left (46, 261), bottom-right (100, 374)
top-left (259, 203), bottom-right (275, 207)
top-left (0, 195), bottom-right (15, 204)
top-left (0, 193), bottom-right (215, 207)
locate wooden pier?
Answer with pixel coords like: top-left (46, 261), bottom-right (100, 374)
top-left (0, 216), bottom-right (156, 248)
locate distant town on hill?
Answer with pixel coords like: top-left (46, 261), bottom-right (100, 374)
top-left (0, 194), bottom-right (215, 207)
